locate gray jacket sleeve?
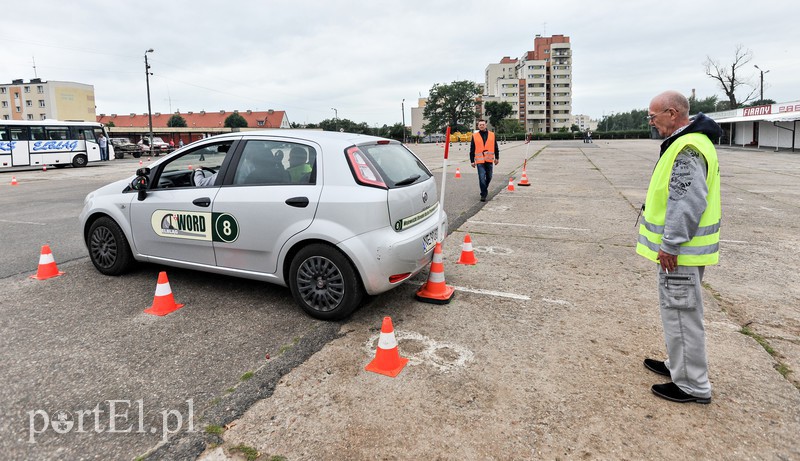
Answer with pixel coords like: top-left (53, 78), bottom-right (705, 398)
top-left (660, 146), bottom-right (708, 255)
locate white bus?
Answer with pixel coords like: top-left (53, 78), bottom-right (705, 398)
top-left (0, 120), bottom-right (113, 168)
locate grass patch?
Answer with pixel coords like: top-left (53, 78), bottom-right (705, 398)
top-left (205, 424), bottom-right (224, 435)
top-left (229, 443), bottom-right (260, 460)
top-left (241, 371), bottom-right (254, 381)
top-left (226, 387), bottom-right (235, 393)
top-left (269, 456), bottom-right (289, 461)
top-left (740, 326), bottom-right (776, 356)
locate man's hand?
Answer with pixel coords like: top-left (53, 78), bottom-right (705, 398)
top-left (657, 249), bottom-right (677, 273)
top-left (493, 159), bottom-right (499, 165)
top-left (471, 162), bottom-right (476, 168)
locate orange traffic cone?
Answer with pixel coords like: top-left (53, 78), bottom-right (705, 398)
top-left (456, 234), bottom-right (478, 265)
top-left (518, 160), bottom-right (531, 186)
top-left (30, 244), bottom-right (65, 280)
top-left (455, 168), bottom-right (461, 178)
top-left (144, 271), bottom-right (185, 316)
top-left (415, 242), bottom-right (455, 304)
top-left (507, 177), bottom-right (515, 192)
top-left (11, 176), bottom-right (19, 186)
top-left (42, 164), bottom-right (47, 172)
top-left (365, 316), bottom-right (409, 377)
top-left (139, 160), bottom-right (143, 166)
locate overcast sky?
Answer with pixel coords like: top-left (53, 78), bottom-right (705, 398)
top-left (2, 1), bottom-right (797, 126)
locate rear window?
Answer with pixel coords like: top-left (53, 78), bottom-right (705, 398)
top-left (355, 142), bottom-right (432, 188)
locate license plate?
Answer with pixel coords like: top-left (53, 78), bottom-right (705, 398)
top-left (422, 227), bottom-right (438, 253)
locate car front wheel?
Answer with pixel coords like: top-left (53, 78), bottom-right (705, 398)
top-left (289, 244), bottom-right (364, 320)
top-left (87, 216), bottom-right (134, 275)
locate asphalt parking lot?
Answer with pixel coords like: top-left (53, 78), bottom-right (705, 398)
top-left (2, 140), bottom-right (799, 460)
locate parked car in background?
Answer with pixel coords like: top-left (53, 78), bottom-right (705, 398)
top-left (80, 130), bottom-right (447, 320)
top-left (110, 137), bottom-right (142, 158)
top-left (138, 136), bottom-right (172, 155)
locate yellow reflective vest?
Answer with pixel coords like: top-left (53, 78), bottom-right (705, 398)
top-left (636, 132), bottom-right (721, 266)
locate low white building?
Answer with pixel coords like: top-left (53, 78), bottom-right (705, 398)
top-left (706, 100), bottom-right (800, 151)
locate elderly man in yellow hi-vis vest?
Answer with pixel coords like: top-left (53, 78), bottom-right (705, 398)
top-left (469, 119), bottom-right (499, 202)
top-left (637, 90), bottom-right (722, 404)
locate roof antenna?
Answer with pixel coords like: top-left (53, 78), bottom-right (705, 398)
top-left (32, 56), bottom-right (38, 78)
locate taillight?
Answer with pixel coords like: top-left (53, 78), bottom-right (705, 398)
top-left (345, 146), bottom-right (386, 189)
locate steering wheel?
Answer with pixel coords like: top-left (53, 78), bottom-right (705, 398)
top-left (189, 166), bottom-right (217, 186)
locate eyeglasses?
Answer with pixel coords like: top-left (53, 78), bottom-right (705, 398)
top-left (647, 108), bottom-right (672, 122)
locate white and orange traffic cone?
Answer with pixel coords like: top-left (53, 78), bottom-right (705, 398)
top-left (30, 244), bottom-right (65, 280)
top-left (415, 242), bottom-right (455, 304)
top-left (518, 160), bottom-right (531, 186)
top-left (11, 176), bottom-right (19, 186)
top-left (42, 164), bottom-right (47, 172)
top-left (507, 177), bottom-right (515, 192)
top-left (455, 168), bottom-right (461, 178)
top-left (144, 271), bottom-right (185, 316)
top-left (456, 234), bottom-right (478, 265)
top-left (139, 160), bottom-right (143, 166)
top-left (365, 316), bottom-right (409, 377)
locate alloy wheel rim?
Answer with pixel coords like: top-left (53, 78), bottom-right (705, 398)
top-left (296, 256), bottom-right (344, 312)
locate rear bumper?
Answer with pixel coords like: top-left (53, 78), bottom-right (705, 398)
top-left (339, 211), bottom-right (448, 295)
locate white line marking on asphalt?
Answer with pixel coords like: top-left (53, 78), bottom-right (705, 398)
top-left (542, 298), bottom-right (573, 306)
top-left (0, 219), bottom-right (47, 225)
top-left (760, 206), bottom-right (774, 212)
top-left (451, 285), bottom-right (531, 300)
top-left (469, 220), bottom-right (590, 232)
top-left (721, 239), bottom-right (750, 244)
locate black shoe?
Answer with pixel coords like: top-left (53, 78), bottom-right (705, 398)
top-left (651, 382), bottom-right (711, 404)
top-left (644, 358), bottom-right (670, 377)
top-left (480, 196), bottom-right (486, 202)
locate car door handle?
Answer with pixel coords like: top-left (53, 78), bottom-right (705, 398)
top-left (285, 197), bottom-right (309, 208)
top-left (193, 197), bottom-right (211, 207)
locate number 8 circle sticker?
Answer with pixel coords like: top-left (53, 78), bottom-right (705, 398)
top-left (213, 213), bottom-right (239, 243)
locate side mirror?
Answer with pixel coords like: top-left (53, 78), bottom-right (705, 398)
top-left (131, 171), bottom-right (150, 201)
top-left (136, 167), bottom-right (150, 176)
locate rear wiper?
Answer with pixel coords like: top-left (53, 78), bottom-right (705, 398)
top-left (394, 175), bottom-right (420, 186)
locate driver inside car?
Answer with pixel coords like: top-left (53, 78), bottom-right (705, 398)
top-left (193, 167), bottom-right (217, 187)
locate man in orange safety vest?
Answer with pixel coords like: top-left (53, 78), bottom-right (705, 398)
top-left (469, 119), bottom-right (500, 202)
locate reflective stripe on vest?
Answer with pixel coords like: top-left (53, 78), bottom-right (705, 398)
top-left (636, 132), bottom-right (721, 266)
top-left (473, 131), bottom-right (496, 164)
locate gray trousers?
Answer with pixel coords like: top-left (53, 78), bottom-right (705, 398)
top-left (658, 265), bottom-right (712, 398)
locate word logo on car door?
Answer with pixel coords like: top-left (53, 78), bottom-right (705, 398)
top-left (151, 210), bottom-right (239, 243)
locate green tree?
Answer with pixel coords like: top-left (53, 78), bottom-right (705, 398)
top-left (224, 113), bottom-right (248, 128)
top-left (422, 80), bottom-right (481, 134)
top-left (105, 121), bottom-right (115, 128)
top-left (497, 119), bottom-right (523, 134)
top-left (483, 101), bottom-right (513, 131)
top-left (570, 124), bottom-right (580, 132)
top-left (167, 114), bottom-right (187, 127)
top-left (688, 95), bottom-right (719, 114)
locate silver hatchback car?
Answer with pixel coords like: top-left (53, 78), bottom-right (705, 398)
top-left (80, 131), bottom-right (447, 320)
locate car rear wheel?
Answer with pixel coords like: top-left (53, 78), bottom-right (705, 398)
top-left (87, 216), bottom-right (134, 275)
top-left (289, 244), bottom-right (364, 320)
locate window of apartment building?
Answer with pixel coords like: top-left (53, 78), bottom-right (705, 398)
top-left (1, 101), bottom-right (7, 108)
top-left (26, 100), bottom-right (32, 107)
top-left (37, 85), bottom-right (44, 93)
top-left (24, 86), bottom-right (30, 93)
top-left (14, 92), bottom-right (20, 101)
top-left (3, 115), bottom-right (9, 120)
top-left (40, 114), bottom-right (46, 120)
top-left (38, 100), bottom-right (45, 108)
top-left (15, 106), bottom-right (21, 112)
top-left (0, 87), bottom-right (6, 94)
top-left (27, 114), bottom-right (33, 120)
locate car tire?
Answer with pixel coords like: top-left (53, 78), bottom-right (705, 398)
top-left (87, 216), bottom-right (134, 275)
top-left (72, 154), bottom-right (88, 167)
top-left (132, 151), bottom-right (142, 158)
top-left (289, 244), bottom-right (364, 320)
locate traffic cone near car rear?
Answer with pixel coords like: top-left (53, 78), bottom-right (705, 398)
top-left (456, 234), bottom-right (478, 265)
top-left (415, 242), bottom-right (455, 304)
top-left (455, 168), bottom-right (461, 178)
top-left (507, 177), bottom-right (515, 192)
top-left (144, 271), bottom-right (184, 316)
top-left (11, 176), bottom-right (18, 185)
top-left (365, 316), bottom-right (409, 377)
top-left (30, 244), bottom-right (65, 280)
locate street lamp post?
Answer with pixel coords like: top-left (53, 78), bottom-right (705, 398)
top-left (401, 99), bottom-right (406, 143)
top-left (144, 49), bottom-right (154, 156)
top-left (754, 64), bottom-right (770, 102)
top-left (331, 108), bottom-right (338, 131)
